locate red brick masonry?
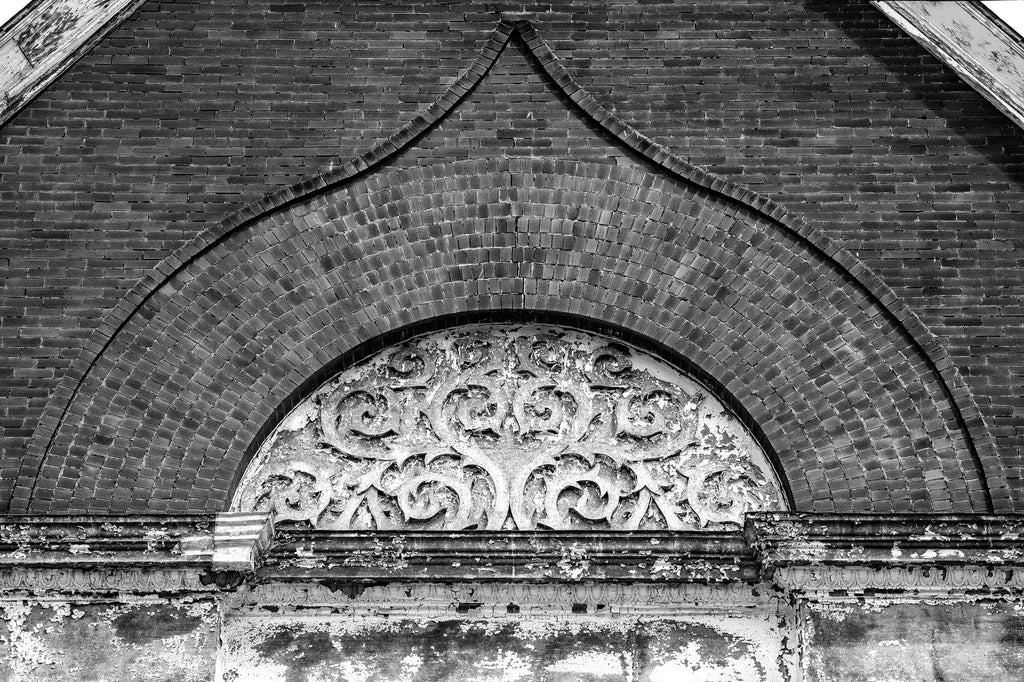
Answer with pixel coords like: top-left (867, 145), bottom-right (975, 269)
top-left (2, 2), bottom-right (1021, 513)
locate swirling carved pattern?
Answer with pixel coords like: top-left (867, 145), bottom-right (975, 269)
top-left (248, 462), bottom-right (332, 525)
top-left (234, 325), bottom-right (782, 529)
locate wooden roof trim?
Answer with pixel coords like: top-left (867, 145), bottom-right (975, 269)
top-left (874, 0), bottom-right (1024, 133)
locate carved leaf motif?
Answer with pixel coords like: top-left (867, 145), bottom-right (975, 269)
top-left (320, 385), bottom-right (402, 451)
top-left (248, 463), bottom-right (331, 525)
top-left (686, 461), bottom-right (776, 527)
top-left (517, 453), bottom-right (637, 530)
top-left (590, 344), bottom-right (632, 385)
top-left (613, 385), bottom-right (701, 452)
top-left (321, 454), bottom-right (501, 531)
top-left (385, 345), bottom-right (435, 386)
top-left (233, 325), bottom-right (783, 530)
top-left (448, 374), bottom-right (509, 437)
top-left (513, 378), bottom-right (593, 443)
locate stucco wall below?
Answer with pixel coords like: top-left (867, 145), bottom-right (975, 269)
top-left (0, 600), bottom-right (218, 682)
top-left (806, 602), bottom-right (1024, 682)
top-left (0, 595), bottom-right (1021, 681)
top-left (221, 614), bottom-right (785, 681)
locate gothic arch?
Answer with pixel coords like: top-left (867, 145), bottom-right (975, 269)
top-left (17, 19), bottom-right (1005, 513)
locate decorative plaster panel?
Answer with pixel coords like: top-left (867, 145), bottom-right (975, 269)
top-left (233, 325), bottom-right (783, 531)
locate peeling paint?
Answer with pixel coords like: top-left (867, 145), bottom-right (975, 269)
top-left (651, 557), bottom-right (682, 579)
top-left (220, 612), bottom-right (792, 682)
top-left (341, 536), bottom-right (409, 571)
top-left (805, 602), bottom-right (1024, 681)
top-left (0, 599), bottom-right (218, 681)
top-left (0, 602), bottom-right (59, 680)
top-left (556, 544), bottom-right (591, 581)
top-left (0, 581), bottom-right (1016, 681)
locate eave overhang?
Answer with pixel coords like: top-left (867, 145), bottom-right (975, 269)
top-left (874, 0), bottom-right (1024, 132)
top-left (4, 2), bottom-right (1024, 135)
top-left (0, 0), bottom-right (147, 128)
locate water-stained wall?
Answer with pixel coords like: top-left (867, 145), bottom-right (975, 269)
top-left (220, 612), bottom-right (791, 682)
top-left (805, 602), bottom-right (1024, 682)
top-left (0, 600), bottom-right (218, 681)
top-left (0, 595), bottom-right (1022, 681)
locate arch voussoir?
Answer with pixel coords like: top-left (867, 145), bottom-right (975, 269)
top-left (19, 158), bottom-right (999, 514)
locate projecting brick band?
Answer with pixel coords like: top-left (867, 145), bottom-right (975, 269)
top-left (14, 155), bottom-right (999, 514)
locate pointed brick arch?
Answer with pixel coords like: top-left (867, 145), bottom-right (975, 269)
top-left (16, 19), bottom-right (1006, 513)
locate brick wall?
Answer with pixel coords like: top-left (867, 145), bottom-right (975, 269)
top-left (2, 0), bottom-right (1022, 511)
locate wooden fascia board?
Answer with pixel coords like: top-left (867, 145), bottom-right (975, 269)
top-left (874, 0), bottom-right (1024, 133)
top-left (0, 0), bottom-right (149, 129)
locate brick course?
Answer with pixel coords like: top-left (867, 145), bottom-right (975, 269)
top-left (13, 151), bottom-right (999, 512)
top-left (1, 0), bottom-right (1022, 511)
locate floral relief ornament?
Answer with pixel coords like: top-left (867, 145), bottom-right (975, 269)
top-left (232, 326), bottom-right (782, 530)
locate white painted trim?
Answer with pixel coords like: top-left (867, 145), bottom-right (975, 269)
top-left (0, 0), bottom-right (147, 128)
top-left (874, 0), bottom-right (1024, 132)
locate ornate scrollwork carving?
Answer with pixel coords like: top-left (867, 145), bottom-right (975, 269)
top-left (247, 462), bottom-right (332, 525)
top-left (233, 325), bottom-right (783, 530)
top-left (320, 385), bottom-right (402, 452)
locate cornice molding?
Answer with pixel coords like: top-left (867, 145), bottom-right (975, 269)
top-left (0, 512), bottom-right (1021, 600)
top-left (747, 512), bottom-right (1024, 597)
top-left (746, 513), bottom-right (1024, 567)
top-left (221, 580), bottom-right (779, 617)
top-left (873, 0), bottom-right (1024, 132)
top-left (263, 530), bottom-right (758, 584)
top-left (0, 512), bottom-right (271, 593)
top-left (772, 564), bottom-right (1024, 597)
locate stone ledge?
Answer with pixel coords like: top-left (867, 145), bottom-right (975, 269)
top-left (221, 581), bottom-right (781, 616)
top-left (747, 512), bottom-right (1024, 596)
top-left (0, 512), bottom-right (1020, 597)
top-left (746, 512), bottom-right (1024, 567)
top-left (0, 512), bottom-right (272, 593)
top-left (263, 530), bottom-right (756, 583)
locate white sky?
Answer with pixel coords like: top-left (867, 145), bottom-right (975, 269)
top-left (984, 0), bottom-right (1024, 32)
top-left (0, 0), bottom-right (26, 28)
top-left (1, 1), bottom-right (1022, 45)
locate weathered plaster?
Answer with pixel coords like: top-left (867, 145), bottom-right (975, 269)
top-left (0, 513), bottom-right (1017, 679)
top-left (233, 325), bottom-right (783, 532)
top-left (0, 587), bottom-right (1018, 681)
top-left (0, 600), bottom-right (218, 682)
top-left (805, 602), bottom-right (1024, 682)
top-left (219, 614), bottom-right (792, 682)
top-left (217, 579), bottom-right (799, 680)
